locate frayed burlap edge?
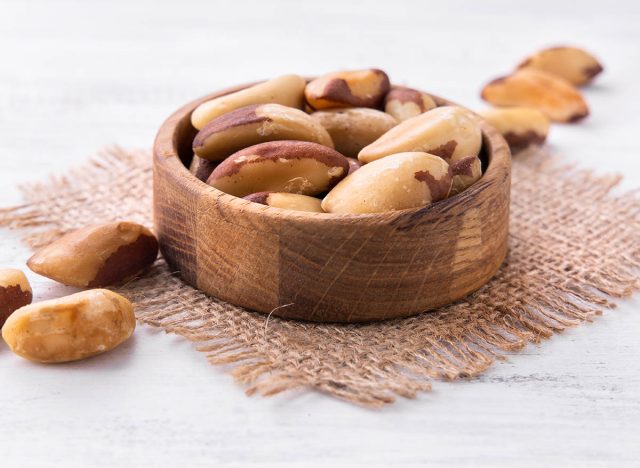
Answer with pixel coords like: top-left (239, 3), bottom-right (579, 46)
top-left (1, 146), bottom-right (639, 407)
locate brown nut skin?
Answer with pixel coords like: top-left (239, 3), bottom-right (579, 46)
top-left (0, 269), bottom-right (32, 327)
top-left (244, 192), bottom-right (324, 213)
top-left (191, 74), bottom-right (306, 130)
top-left (27, 221), bottom-right (158, 288)
top-left (189, 156), bottom-right (217, 182)
top-left (1, 289), bottom-right (135, 363)
top-left (310, 108), bottom-right (397, 158)
top-left (346, 157), bottom-right (362, 175)
top-left (517, 46), bottom-right (603, 86)
top-left (384, 87), bottom-right (438, 121)
top-left (193, 103), bottom-right (334, 161)
top-left (305, 69), bottom-right (391, 110)
top-left (481, 69), bottom-right (589, 123)
top-left (207, 140), bottom-right (349, 198)
top-left (322, 152), bottom-right (451, 214)
top-left (358, 106), bottom-right (482, 164)
top-left (449, 156), bottom-right (483, 196)
top-left (478, 107), bottom-right (550, 152)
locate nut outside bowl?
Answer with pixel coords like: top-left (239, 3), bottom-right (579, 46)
top-left (153, 81), bottom-right (511, 323)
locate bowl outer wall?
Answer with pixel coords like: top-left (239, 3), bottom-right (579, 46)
top-left (153, 80), bottom-right (511, 322)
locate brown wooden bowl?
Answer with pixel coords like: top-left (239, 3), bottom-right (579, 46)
top-left (153, 81), bottom-right (511, 323)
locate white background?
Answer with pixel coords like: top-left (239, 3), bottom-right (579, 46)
top-left (1, 1), bottom-right (639, 466)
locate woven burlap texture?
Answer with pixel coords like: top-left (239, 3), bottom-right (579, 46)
top-left (1, 147), bottom-right (639, 407)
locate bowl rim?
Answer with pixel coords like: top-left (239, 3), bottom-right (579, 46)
top-left (153, 79), bottom-right (510, 227)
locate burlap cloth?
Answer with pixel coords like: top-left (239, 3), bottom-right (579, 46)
top-left (1, 147), bottom-right (639, 407)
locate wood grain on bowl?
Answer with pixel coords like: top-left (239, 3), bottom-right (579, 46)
top-left (153, 81), bottom-right (511, 322)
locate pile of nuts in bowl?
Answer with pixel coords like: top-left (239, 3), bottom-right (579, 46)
top-left (187, 45), bottom-right (603, 215)
top-left (189, 70), bottom-right (485, 214)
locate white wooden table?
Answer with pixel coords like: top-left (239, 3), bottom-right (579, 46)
top-left (1, 1), bottom-right (639, 466)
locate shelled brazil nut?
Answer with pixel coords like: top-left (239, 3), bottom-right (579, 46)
top-left (243, 192), bottom-right (324, 212)
top-left (305, 69), bottom-right (390, 110)
top-left (478, 107), bottom-right (550, 152)
top-left (346, 157), bottom-right (362, 175)
top-left (449, 156), bottom-right (483, 196)
top-left (27, 221), bottom-right (158, 287)
top-left (187, 69), bottom-right (489, 214)
top-left (481, 69), bottom-right (589, 122)
top-left (322, 152), bottom-right (452, 214)
top-left (207, 140), bottom-right (349, 197)
top-left (358, 106), bottom-right (482, 164)
top-left (384, 87), bottom-right (437, 122)
top-left (310, 108), bottom-right (397, 157)
top-left (517, 46), bottom-right (603, 87)
top-left (191, 74), bottom-right (306, 130)
top-left (2, 289), bottom-right (135, 363)
top-left (0, 269), bottom-right (32, 327)
top-left (189, 156), bottom-right (217, 182)
top-left (193, 103), bottom-right (334, 161)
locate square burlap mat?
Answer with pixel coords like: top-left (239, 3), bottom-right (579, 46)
top-left (1, 147), bottom-right (638, 407)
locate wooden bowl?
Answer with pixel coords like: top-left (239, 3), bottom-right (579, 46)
top-left (153, 81), bottom-right (511, 323)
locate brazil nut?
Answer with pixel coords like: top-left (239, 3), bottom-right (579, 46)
top-left (0, 269), bottom-right (32, 327)
top-left (1, 289), bottom-right (135, 363)
top-left (193, 103), bottom-right (334, 161)
top-left (305, 69), bottom-right (390, 110)
top-left (478, 107), bottom-right (550, 152)
top-left (27, 221), bottom-right (158, 288)
top-left (346, 157), bottom-right (362, 175)
top-left (191, 74), bottom-right (306, 130)
top-left (322, 152), bottom-right (451, 214)
top-left (207, 140), bottom-right (349, 197)
top-left (384, 87), bottom-right (437, 122)
top-left (358, 106), bottom-right (482, 164)
top-left (517, 46), bottom-right (603, 87)
top-left (449, 156), bottom-right (483, 196)
top-left (244, 192), bottom-right (324, 213)
top-left (310, 108), bottom-right (397, 157)
top-left (189, 156), bottom-right (217, 182)
top-left (481, 69), bottom-right (589, 122)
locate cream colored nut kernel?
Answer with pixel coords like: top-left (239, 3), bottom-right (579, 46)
top-left (305, 69), bottom-right (391, 110)
top-left (27, 221), bottom-right (158, 288)
top-left (244, 192), bottom-right (324, 213)
top-left (517, 46), bottom-right (603, 86)
top-left (191, 74), bottom-right (306, 130)
top-left (384, 87), bottom-right (437, 121)
top-left (193, 103), bottom-right (334, 161)
top-left (449, 156), bottom-right (483, 196)
top-left (478, 107), bottom-right (550, 152)
top-left (1, 289), bottom-right (135, 363)
top-left (189, 156), bottom-right (217, 182)
top-left (322, 152), bottom-right (451, 214)
top-left (481, 69), bottom-right (589, 123)
top-left (207, 140), bottom-right (349, 197)
top-left (310, 108), bottom-right (397, 158)
top-left (0, 269), bottom-right (32, 327)
top-left (358, 106), bottom-right (482, 164)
